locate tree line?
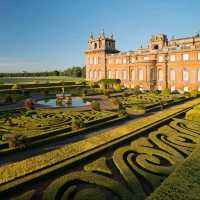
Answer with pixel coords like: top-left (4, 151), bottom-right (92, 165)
top-left (0, 66), bottom-right (86, 78)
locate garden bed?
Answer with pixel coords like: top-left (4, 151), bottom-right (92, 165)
top-left (0, 98), bottom-right (199, 199)
top-left (0, 109), bottom-right (119, 153)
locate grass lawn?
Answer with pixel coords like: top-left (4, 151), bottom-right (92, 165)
top-left (0, 76), bottom-right (85, 84)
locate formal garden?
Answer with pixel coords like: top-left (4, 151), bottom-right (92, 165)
top-left (0, 98), bottom-right (199, 200)
top-left (0, 78), bottom-right (199, 200)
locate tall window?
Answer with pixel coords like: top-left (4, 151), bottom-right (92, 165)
top-left (138, 69), bottom-right (144, 81)
top-left (198, 53), bottom-right (200, 60)
top-left (108, 70), bottom-right (112, 79)
top-left (198, 68), bottom-right (200, 81)
top-left (158, 85), bottom-right (162, 90)
top-left (89, 70), bottom-right (93, 79)
top-left (183, 54), bottom-right (189, 61)
top-left (99, 71), bottom-right (102, 80)
top-left (170, 69), bottom-right (176, 81)
top-left (182, 69), bottom-right (189, 81)
top-left (158, 69), bottom-right (163, 81)
top-left (122, 71), bottom-right (127, 80)
top-left (94, 71), bottom-right (97, 79)
top-left (94, 57), bottom-right (97, 65)
top-left (131, 70), bottom-right (135, 80)
top-left (97, 57), bottom-right (101, 64)
top-left (150, 68), bottom-right (155, 80)
top-left (158, 56), bottom-right (163, 62)
top-left (116, 70), bottom-right (119, 79)
top-left (170, 55), bottom-right (176, 62)
top-left (123, 58), bottom-right (127, 64)
top-left (171, 86), bottom-right (176, 91)
top-left (184, 86), bottom-right (188, 92)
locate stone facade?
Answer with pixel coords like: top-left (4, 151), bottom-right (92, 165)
top-left (85, 31), bottom-right (200, 92)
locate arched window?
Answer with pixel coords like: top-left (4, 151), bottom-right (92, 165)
top-left (131, 70), bottom-right (135, 80)
top-left (138, 69), bottom-right (144, 81)
top-left (170, 69), bottom-right (176, 81)
top-left (94, 43), bottom-right (97, 49)
top-left (153, 45), bottom-right (159, 50)
top-left (158, 69), bottom-right (163, 81)
top-left (182, 69), bottom-right (189, 81)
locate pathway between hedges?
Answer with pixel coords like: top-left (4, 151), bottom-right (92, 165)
top-left (0, 97), bottom-right (199, 166)
top-left (0, 111), bottom-right (151, 166)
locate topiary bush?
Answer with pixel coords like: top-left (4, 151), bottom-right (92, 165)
top-left (118, 107), bottom-right (129, 118)
top-left (113, 83), bottom-right (121, 92)
top-left (161, 88), bottom-right (171, 96)
top-left (190, 90), bottom-right (198, 97)
top-left (91, 101), bottom-right (101, 111)
top-left (71, 117), bottom-right (85, 131)
top-left (5, 133), bottom-right (27, 148)
top-left (153, 90), bottom-right (161, 95)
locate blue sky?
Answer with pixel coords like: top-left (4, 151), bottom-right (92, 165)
top-left (0, 0), bottom-right (199, 72)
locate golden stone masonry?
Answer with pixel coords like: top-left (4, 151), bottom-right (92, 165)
top-left (85, 31), bottom-right (200, 92)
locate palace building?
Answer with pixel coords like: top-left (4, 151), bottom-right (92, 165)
top-left (85, 31), bottom-right (200, 92)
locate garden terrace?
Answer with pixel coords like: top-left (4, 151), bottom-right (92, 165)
top-left (118, 93), bottom-right (191, 112)
top-left (0, 98), bottom-right (199, 199)
top-left (0, 109), bottom-right (119, 152)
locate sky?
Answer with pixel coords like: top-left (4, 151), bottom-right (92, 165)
top-left (0, 0), bottom-right (200, 72)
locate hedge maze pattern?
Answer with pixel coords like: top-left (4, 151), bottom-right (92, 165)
top-left (0, 109), bottom-right (117, 139)
top-left (118, 93), bottom-right (184, 108)
top-left (11, 118), bottom-right (200, 200)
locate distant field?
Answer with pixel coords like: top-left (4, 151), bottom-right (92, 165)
top-left (0, 76), bottom-right (85, 84)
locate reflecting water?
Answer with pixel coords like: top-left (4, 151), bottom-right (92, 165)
top-left (37, 97), bottom-right (90, 108)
